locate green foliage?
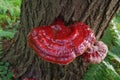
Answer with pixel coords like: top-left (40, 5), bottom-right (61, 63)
top-left (0, 29), bottom-right (16, 40)
top-left (83, 62), bottom-right (120, 80)
top-left (0, 0), bottom-right (21, 28)
top-left (83, 11), bottom-right (120, 80)
top-left (0, 0), bottom-right (21, 79)
top-left (0, 62), bottom-right (13, 80)
top-left (101, 25), bottom-right (115, 49)
top-left (113, 11), bottom-right (120, 23)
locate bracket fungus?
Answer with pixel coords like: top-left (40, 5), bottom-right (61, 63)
top-left (82, 41), bottom-right (108, 64)
top-left (27, 19), bottom-right (108, 65)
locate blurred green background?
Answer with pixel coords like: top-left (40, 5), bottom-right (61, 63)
top-left (0, 0), bottom-right (120, 80)
top-left (0, 0), bottom-right (21, 80)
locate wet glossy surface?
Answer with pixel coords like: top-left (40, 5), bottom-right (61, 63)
top-left (27, 20), bottom-right (96, 65)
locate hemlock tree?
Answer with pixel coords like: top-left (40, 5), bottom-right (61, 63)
top-left (1, 0), bottom-right (120, 80)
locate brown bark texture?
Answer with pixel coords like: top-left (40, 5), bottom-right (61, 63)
top-left (1, 0), bottom-right (120, 80)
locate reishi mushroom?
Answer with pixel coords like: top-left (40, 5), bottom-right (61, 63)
top-left (27, 19), bottom-right (108, 65)
top-left (81, 41), bottom-right (108, 64)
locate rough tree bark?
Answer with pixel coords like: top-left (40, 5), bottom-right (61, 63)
top-left (1, 0), bottom-right (120, 80)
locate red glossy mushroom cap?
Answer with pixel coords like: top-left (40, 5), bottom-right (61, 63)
top-left (27, 20), bottom-right (96, 65)
top-left (82, 41), bottom-right (108, 64)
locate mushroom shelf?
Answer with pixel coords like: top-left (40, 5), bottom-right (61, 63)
top-left (27, 20), bottom-right (108, 65)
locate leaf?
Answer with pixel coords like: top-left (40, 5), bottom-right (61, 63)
top-left (108, 51), bottom-right (120, 63)
top-left (102, 61), bottom-right (119, 76)
top-left (0, 29), bottom-right (15, 39)
top-left (83, 62), bottom-right (120, 80)
top-left (113, 11), bottom-right (120, 23)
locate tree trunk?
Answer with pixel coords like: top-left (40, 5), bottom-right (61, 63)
top-left (1, 0), bottom-right (120, 80)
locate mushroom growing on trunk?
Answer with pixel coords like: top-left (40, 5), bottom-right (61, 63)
top-left (82, 41), bottom-right (108, 64)
top-left (27, 19), bottom-right (108, 65)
